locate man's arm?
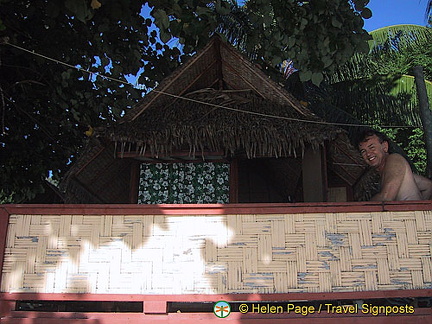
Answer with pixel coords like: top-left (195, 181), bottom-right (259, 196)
top-left (371, 154), bottom-right (406, 201)
top-left (413, 173), bottom-right (432, 200)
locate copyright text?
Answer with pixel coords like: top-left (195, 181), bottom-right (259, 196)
top-left (237, 303), bottom-right (415, 316)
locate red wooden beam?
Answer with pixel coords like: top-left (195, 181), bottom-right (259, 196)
top-left (143, 301), bottom-right (167, 314)
top-left (0, 208), bottom-right (10, 291)
top-left (2, 201), bottom-right (431, 217)
top-left (1, 289), bottom-right (431, 302)
top-left (1, 306), bottom-right (431, 324)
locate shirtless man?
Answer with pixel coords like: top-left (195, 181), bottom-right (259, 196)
top-left (357, 129), bottom-right (432, 201)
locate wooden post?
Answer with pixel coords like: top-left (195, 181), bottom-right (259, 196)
top-left (413, 66), bottom-right (432, 178)
top-left (229, 159), bottom-right (239, 203)
top-left (129, 161), bottom-right (140, 204)
top-left (302, 146), bottom-right (325, 202)
top-left (0, 208), bottom-right (10, 291)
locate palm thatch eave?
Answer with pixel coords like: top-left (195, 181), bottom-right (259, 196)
top-left (100, 90), bottom-right (342, 159)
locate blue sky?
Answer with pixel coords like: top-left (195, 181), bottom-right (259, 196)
top-left (364, 0), bottom-right (429, 31)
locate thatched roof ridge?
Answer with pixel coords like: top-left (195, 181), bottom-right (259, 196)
top-left (122, 35), bottom-right (313, 124)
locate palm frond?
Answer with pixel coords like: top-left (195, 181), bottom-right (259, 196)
top-left (369, 25), bottom-right (432, 54)
top-left (390, 74), bottom-right (432, 103)
top-left (328, 74), bottom-right (431, 127)
top-left (214, 1), bottom-right (259, 59)
top-left (329, 25), bottom-right (432, 82)
top-left (327, 52), bottom-right (378, 83)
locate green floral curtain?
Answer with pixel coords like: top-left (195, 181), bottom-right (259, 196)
top-left (138, 163), bottom-right (230, 204)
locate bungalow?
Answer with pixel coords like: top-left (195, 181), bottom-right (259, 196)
top-left (0, 36), bottom-right (430, 323)
top-left (60, 35), bottom-right (374, 205)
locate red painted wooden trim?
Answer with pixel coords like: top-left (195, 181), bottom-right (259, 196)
top-left (0, 300), bottom-right (14, 319)
top-left (2, 306), bottom-right (432, 324)
top-left (143, 301), bottom-right (167, 314)
top-left (0, 208), bottom-right (10, 291)
top-left (2, 316), bottom-right (432, 324)
top-left (6, 308), bottom-right (432, 318)
top-left (2, 289), bottom-right (431, 302)
top-left (382, 201), bottom-right (432, 211)
top-left (2, 201), bottom-right (431, 216)
top-left (2, 291), bottom-right (432, 323)
top-left (4, 318), bottom-right (112, 324)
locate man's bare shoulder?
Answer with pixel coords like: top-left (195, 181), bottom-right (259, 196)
top-left (385, 153), bottom-right (409, 170)
top-left (387, 153), bottom-right (407, 162)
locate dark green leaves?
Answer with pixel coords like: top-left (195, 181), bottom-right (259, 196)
top-left (64, 0), bottom-right (94, 22)
top-left (153, 9), bottom-right (170, 29)
top-left (361, 8), bottom-right (372, 19)
top-left (0, 0), bottom-right (148, 202)
top-left (224, 0), bottom-right (372, 85)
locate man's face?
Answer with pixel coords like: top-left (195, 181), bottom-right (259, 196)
top-left (358, 135), bottom-right (389, 171)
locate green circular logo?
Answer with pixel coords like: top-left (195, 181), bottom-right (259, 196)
top-left (213, 301), bottom-right (231, 318)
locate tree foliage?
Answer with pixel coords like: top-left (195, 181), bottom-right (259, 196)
top-left (0, 0), bottom-right (372, 202)
top-left (0, 0), bottom-right (148, 202)
top-left (330, 25), bottom-right (432, 82)
top-left (149, 0), bottom-right (371, 84)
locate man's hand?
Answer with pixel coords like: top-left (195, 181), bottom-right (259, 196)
top-left (413, 173), bottom-right (432, 200)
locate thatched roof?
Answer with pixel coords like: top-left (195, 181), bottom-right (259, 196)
top-left (123, 35), bottom-right (313, 123)
top-left (100, 36), bottom-right (342, 159)
top-left (104, 88), bottom-right (341, 159)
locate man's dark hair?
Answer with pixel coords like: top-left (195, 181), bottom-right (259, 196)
top-left (355, 128), bottom-right (390, 149)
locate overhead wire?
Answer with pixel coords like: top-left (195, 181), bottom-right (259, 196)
top-left (3, 41), bottom-right (423, 129)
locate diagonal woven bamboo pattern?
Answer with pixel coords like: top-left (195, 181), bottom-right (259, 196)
top-left (1, 211), bottom-right (431, 294)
